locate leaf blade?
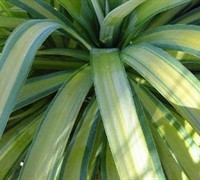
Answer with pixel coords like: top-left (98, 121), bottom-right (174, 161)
top-left (121, 43), bottom-right (200, 134)
top-left (19, 65), bottom-right (92, 179)
top-left (91, 48), bottom-right (161, 179)
top-left (130, 81), bottom-right (200, 178)
top-left (135, 25), bottom-right (200, 58)
top-left (99, 0), bottom-right (145, 46)
top-left (60, 99), bottom-right (100, 179)
top-left (0, 20), bottom-right (62, 137)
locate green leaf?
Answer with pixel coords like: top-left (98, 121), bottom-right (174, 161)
top-left (0, 109), bottom-right (44, 178)
top-left (101, 137), bottom-right (120, 180)
top-left (121, 0), bottom-right (190, 46)
top-left (148, 119), bottom-right (188, 180)
top-left (147, 4), bottom-right (187, 30)
top-left (57, 0), bottom-right (99, 45)
top-left (15, 71), bottom-right (72, 110)
top-left (130, 81), bottom-right (200, 178)
top-left (7, 0), bottom-right (72, 25)
top-left (37, 48), bottom-right (89, 61)
top-left (0, 19), bottom-right (63, 137)
top-left (135, 25), bottom-right (200, 58)
top-left (0, 1), bottom-right (15, 16)
top-left (134, 0), bottom-right (190, 27)
top-left (19, 65), bottom-right (92, 179)
top-left (107, 0), bottom-right (127, 10)
top-left (0, 15), bottom-right (28, 28)
top-left (33, 57), bottom-right (85, 70)
top-left (91, 48), bottom-right (161, 179)
top-left (99, 0), bottom-right (144, 46)
top-left (130, 81), bottom-right (165, 178)
top-left (88, 120), bottom-right (103, 180)
top-left (170, 108), bottom-right (200, 147)
top-left (121, 43), bottom-right (200, 134)
top-left (173, 6), bottom-right (200, 24)
top-left (6, 0), bottom-right (92, 49)
top-left (60, 99), bottom-right (100, 179)
top-left (9, 98), bottom-right (49, 123)
top-left (91, 0), bottom-right (105, 25)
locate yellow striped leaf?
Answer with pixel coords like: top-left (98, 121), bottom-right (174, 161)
top-left (99, 0), bottom-right (145, 46)
top-left (60, 99), bottom-right (100, 179)
top-left (0, 110), bottom-right (45, 178)
top-left (91, 48), bottom-right (162, 179)
top-left (15, 71), bottom-right (72, 110)
top-left (130, 81), bottom-right (200, 178)
top-left (135, 25), bottom-right (200, 58)
top-left (0, 20), bottom-right (63, 137)
top-left (134, 0), bottom-right (190, 27)
top-left (121, 43), bottom-right (200, 134)
top-left (20, 65), bottom-right (92, 179)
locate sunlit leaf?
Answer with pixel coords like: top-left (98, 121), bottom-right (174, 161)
top-left (121, 43), bottom-right (200, 134)
top-left (20, 65), bottom-right (92, 179)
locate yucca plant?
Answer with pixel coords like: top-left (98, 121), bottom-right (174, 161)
top-left (0, 0), bottom-right (200, 179)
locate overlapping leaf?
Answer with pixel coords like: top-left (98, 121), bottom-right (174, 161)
top-left (135, 25), bottom-right (200, 58)
top-left (60, 99), bottom-right (100, 179)
top-left (20, 65), bottom-right (92, 179)
top-left (0, 20), bottom-right (63, 137)
top-left (121, 43), bottom-right (200, 134)
top-left (130, 81), bottom-right (200, 178)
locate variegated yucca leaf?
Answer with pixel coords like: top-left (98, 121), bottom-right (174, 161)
top-left (121, 0), bottom-right (190, 46)
top-left (15, 71), bottom-right (72, 110)
top-left (135, 25), bottom-right (200, 57)
top-left (130, 80), bottom-right (200, 178)
top-left (0, 20), bottom-right (63, 137)
top-left (0, 109), bottom-right (45, 178)
top-left (101, 136), bottom-right (120, 179)
top-left (121, 43), bottom-right (200, 134)
top-left (99, 0), bottom-right (145, 46)
top-left (20, 65), bottom-right (92, 179)
top-left (1, 0), bottom-right (200, 179)
top-left (91, 48), bottom-right (164, 179)
top-left (60, 99), bottom-right (100, 179)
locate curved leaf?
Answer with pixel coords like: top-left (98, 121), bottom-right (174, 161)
top-left (0, 110), bottom-right (45, 178)
top-left (20, 65), bottom-right (92, 179)
top-left (99, 0), bottom-right (144, 46)
top-left (0, 20), bottom-right (63, 137)
top-left (130, 81), bottom-right (200, 178)
top-left (121, 0), bottom-right (190, 46)
top-left (134, 0), bottom-right (190, 27)
top-left (173, 6), bottom-right (200, 24)
top-left (135, 25), bottom-right (200, 58)
top-left (7, 0), bottom-right (92, 49)
top-left (121, 43), bottom-right (200, 134)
